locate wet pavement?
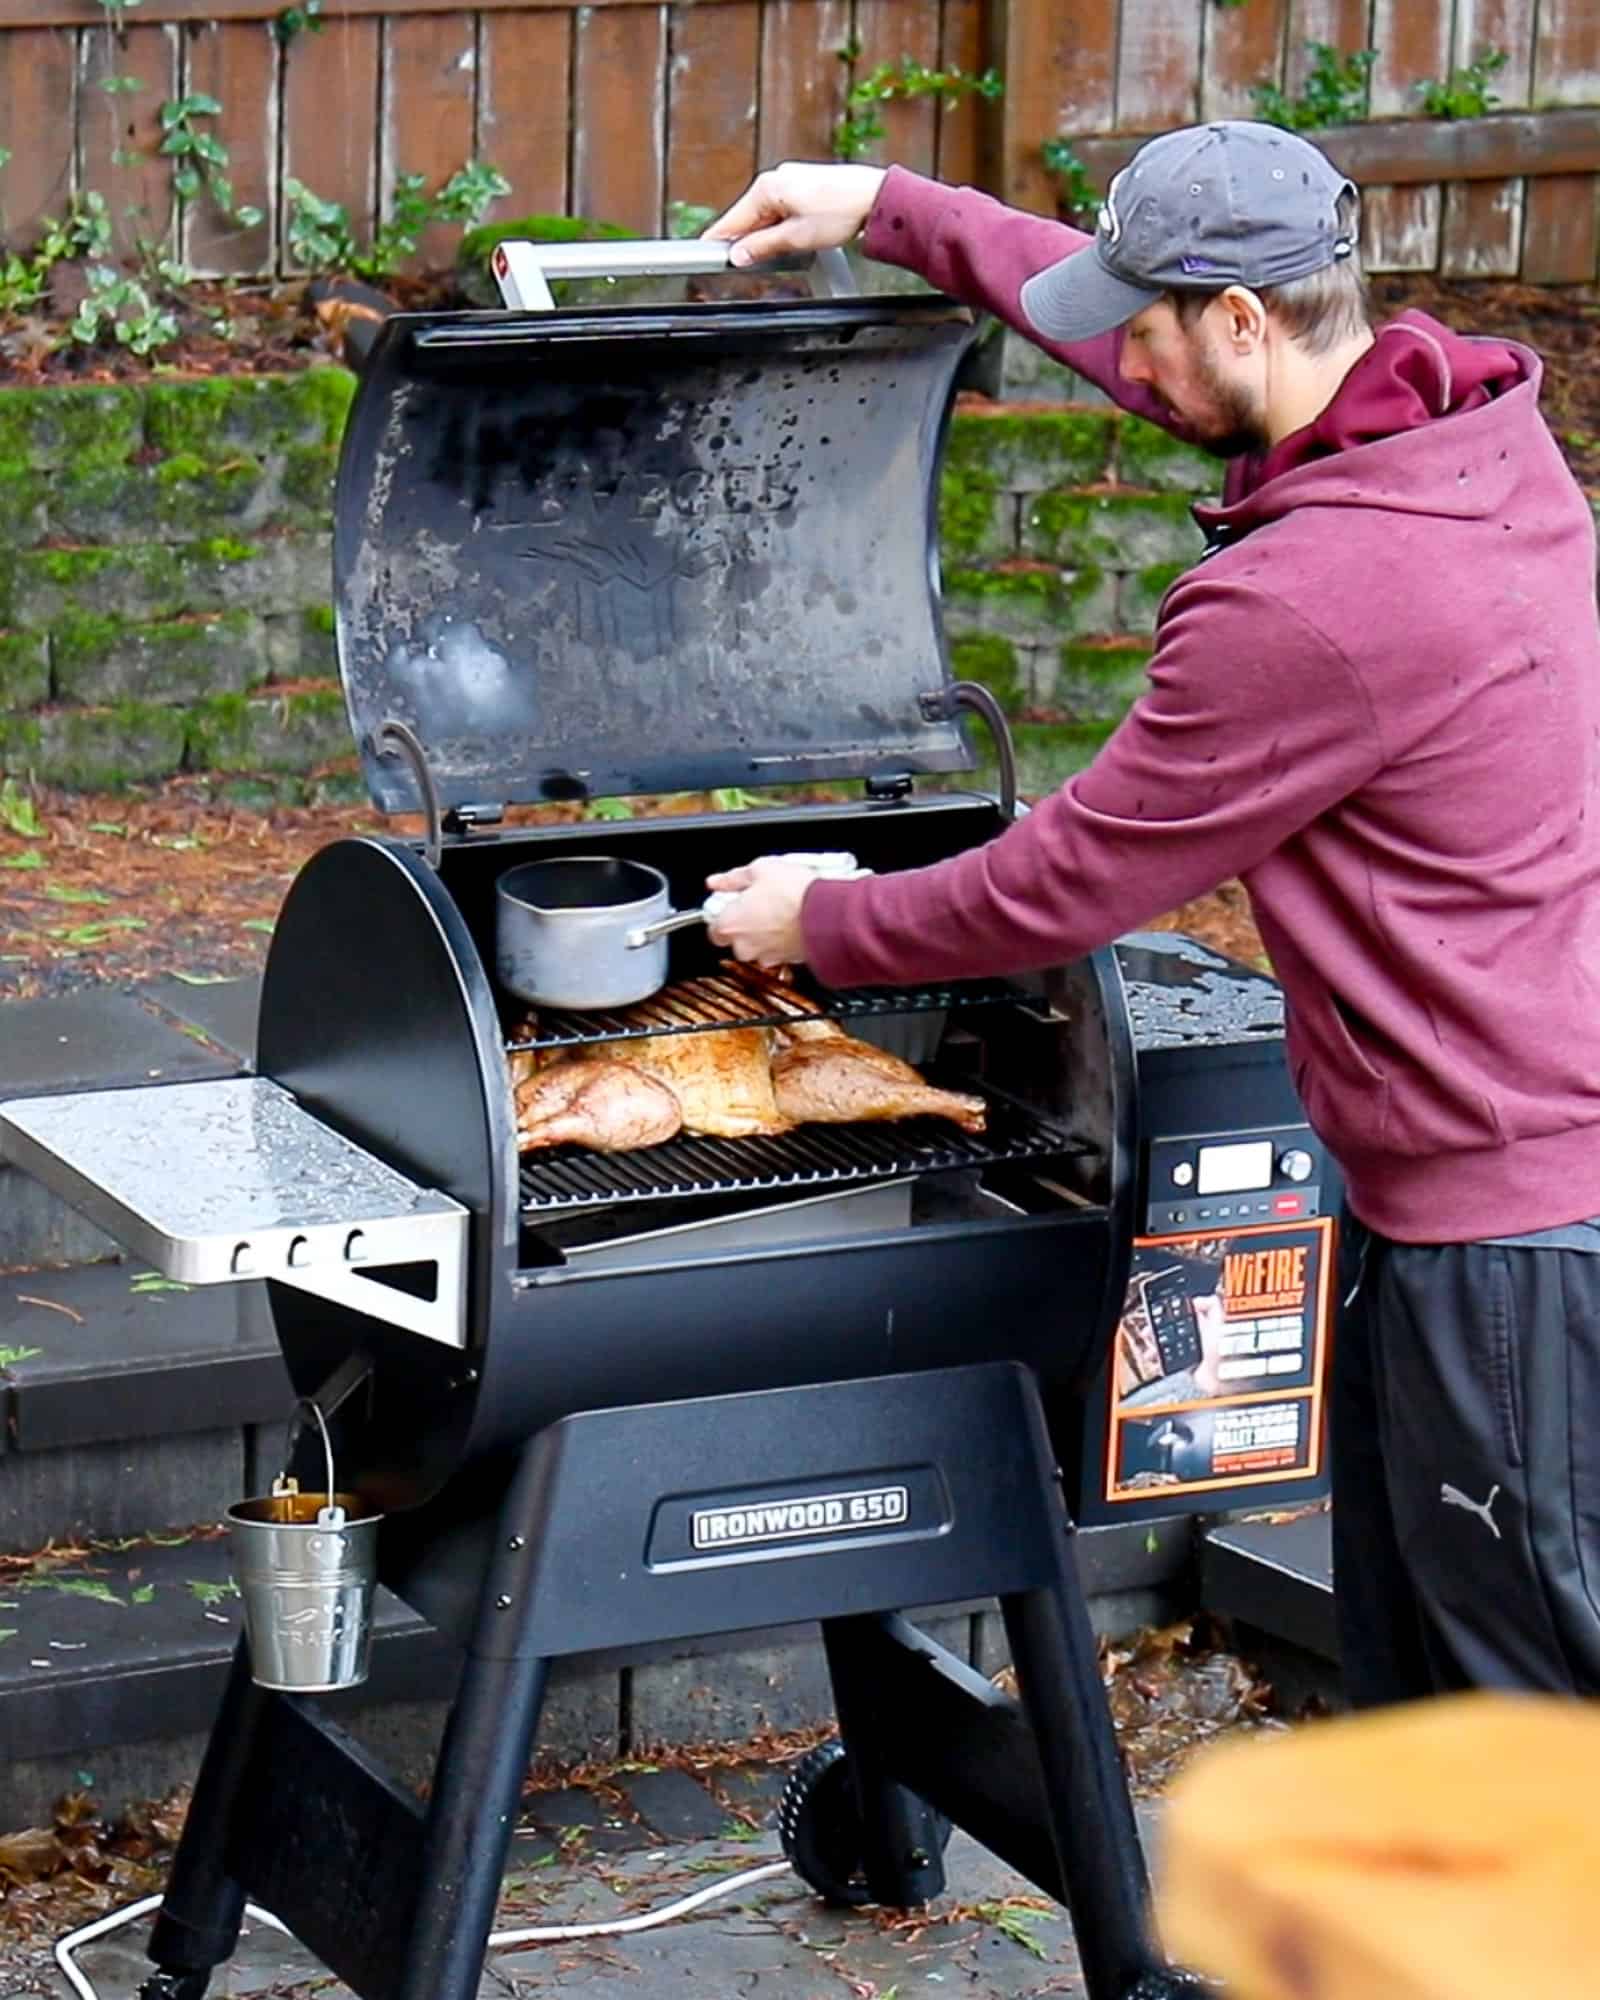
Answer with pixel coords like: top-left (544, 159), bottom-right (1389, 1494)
top-left (1, 1760), bottom-right (1165, 1999)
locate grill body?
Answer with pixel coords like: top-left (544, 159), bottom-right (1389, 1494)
top-left (259, 792), bottom-right (1137, 1513)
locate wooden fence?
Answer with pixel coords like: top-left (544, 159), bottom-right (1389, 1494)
top-left (0, 0), bottom-right (1596, 280)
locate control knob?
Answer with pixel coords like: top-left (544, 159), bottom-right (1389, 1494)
top-left (1278, 1148), bottom-right (1314, 1184)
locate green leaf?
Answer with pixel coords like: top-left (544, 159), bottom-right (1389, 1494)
top-left (240, 918), bottom-right (275, 933)
top-left (0, 1346), bottom-right (43, 1367)
top-left (44, 884), bottom-right (112, 905)
top-left (187, 91), bottom-right (223, 115)
top-left (131, 1584), bottom-right (156, 1604)
top-left (88, 820), bottom-right (128, 836)
top-left (0, 779), bottom-right (43, 837)
top-left (33, 1577), bottom-right (126, 1606)
top-left (187, 1578), bottom-right (241, 1606)
top-left (0, 1631), bottom-right (16, 1644)
top-left (131, 1272), bottom-right (191, 1295)
top-left (0, 849), bottom-right (45, 870)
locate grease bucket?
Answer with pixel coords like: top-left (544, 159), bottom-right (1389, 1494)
top-left (226, 1401), bottom-right (382, 1693)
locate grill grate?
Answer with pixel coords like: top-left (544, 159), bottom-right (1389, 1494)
top-left (518, 1090), bottom-right (1078, 1215)
top-left (506, 971), bottom-right (1021, 1052)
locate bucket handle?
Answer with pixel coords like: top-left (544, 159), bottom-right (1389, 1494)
top-left (280, 1397), bottom-right (345, 1528)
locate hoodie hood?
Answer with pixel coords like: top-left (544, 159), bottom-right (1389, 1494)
top-left (1198, 311), bottom-right (1539, 535)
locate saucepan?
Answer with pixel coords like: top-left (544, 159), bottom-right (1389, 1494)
top-left (494, 852), bottom-right (862, 1011)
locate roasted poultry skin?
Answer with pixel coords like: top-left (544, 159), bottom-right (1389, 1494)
top-left (577, 1027), bottom-right (790, 1139)
top-left (770, 1036), bottom-right (987, 1134)
top-left (515, 1060), bottom-right (683, 1153)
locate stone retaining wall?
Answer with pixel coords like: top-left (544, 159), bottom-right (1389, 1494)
top-left (0, 358), bottom-right (1220, 798)
top-left (0, 370), bottom-right (357, 798)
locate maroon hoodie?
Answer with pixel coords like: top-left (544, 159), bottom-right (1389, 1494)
top-left (803, 167), bottom-right (1600, 1243)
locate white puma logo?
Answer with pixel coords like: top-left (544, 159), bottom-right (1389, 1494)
top-left (1441, 1481), bottom-right (1502, 1540)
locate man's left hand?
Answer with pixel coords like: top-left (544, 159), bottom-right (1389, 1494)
top-left (705, 859), bottom-right (816, 967)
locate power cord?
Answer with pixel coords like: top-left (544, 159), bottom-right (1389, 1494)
top-left (54, 1859), bottom-right (794, 1999)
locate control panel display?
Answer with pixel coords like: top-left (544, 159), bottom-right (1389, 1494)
top-left (1195, 1139), bottom-right (1274, 1196)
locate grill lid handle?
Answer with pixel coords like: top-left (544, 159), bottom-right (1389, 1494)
top-left (489, 238), bottom-right (855, 311)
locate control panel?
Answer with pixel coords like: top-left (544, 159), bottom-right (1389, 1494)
top-left (1144, 1125), bottom-right (1327, 1238)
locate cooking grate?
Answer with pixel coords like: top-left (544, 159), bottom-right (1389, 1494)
top-left (518, 1089), bottom-right (1079, 1215)
top-left (506, 971), bottom-right (1021, 1052)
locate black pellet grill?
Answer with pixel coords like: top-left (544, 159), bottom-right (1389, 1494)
top-left (0, 253), bottom-right (1335, 2000)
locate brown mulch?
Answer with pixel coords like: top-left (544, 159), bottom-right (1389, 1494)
top-left (0, 777), bottom-right (1269, 1001)
top-left (1369, 270), bottom-right (1600, 486)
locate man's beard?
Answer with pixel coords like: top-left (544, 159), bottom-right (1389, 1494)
top-left (1188, 344), bottom-right (1270, 458)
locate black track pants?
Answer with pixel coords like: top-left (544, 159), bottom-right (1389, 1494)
top-left (1330, 1218), bottom-right (1600, 1704)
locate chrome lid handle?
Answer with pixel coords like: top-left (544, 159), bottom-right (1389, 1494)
top-left (490, 238), bottom-right (854, 311)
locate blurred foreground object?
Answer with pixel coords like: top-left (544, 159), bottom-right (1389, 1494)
top-left (1158, 1690), bottom-right (1600, 1999)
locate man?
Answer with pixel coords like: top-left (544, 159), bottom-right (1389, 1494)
top-left (702, 123), bottom-right (1600, 1705)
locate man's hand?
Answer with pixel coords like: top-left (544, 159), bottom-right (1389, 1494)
top-left (705, 858), bottom-right (818, 967)
top-left (702, 163), bottom-right (888, 268)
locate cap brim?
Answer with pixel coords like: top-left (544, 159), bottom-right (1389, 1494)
top-left (1020, 248), bottom-right (1163, 344)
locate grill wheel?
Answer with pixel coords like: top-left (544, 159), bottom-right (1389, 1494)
top-left (778, 1739), bottom-right (951, 1907)
top-left (137, 1973), bottom-right (210, 1999)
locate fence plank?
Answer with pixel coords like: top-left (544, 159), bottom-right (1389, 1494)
top-left (1439, 175), bottom-right (1522, 275)
top-left (996, 0), bottom-right (1115, 215)
top-left (1534, 1), bottom-right (1600, 107)
top-left (281, 18), bottom-right (380, 268)
top-left (78, 23), bottom-right (183, 258)
top-left (1521, 173), bottom-right (1599, 282)
top-left (1451, 0), bottom-right (1536, 108)
top-left (849, 0), bottom-right (940, 178)
top-left (1201, 0), bottom-right (1288, 124)
top-left (572, 2), bottom-right (666, 231)
top-left (0, 27), bottom-right (75, 250)
top-left (1284, 0), bottom-right (1373, 97)
top-left (665, 0), bottom-right (757, 218)
top-left (1368, 0), bottom-right (1450, 120)
top-left (1074, 108), bottom-right (1600, 191)
top-left (183, 18), bottom-right (275, 275)
top-left (1115, 0), bottom-right (1202, 134)
top-left (1360, 181), bottom-right (1441, 270)
top-left (382, 12), bottom-right (477, 266)
top-left (2, 0), bottom-right (746, 19)
top-left (756, 0), bottom-right (850, 167)
top-left (934, 0), bottom-right (982, 188)
top-left (479, 9), bottom-right (571, 218)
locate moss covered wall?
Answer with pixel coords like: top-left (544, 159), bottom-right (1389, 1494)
top-left (0, 369), bottom-right (357, 797)
top-left (0, 354), bottom-right (1216, 799)
top-left (938, 338), bottom-right (1216, 793)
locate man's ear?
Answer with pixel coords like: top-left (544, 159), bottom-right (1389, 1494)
top-left (1217, 284), bottom-right (1268, 353)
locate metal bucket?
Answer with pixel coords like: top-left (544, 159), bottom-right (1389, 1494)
top-left (226, 1401), bottom-right (382, 1693)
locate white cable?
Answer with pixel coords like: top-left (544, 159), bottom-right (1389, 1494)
top-left (486, 1858), bottom-right (790, 1947)
top-left (53, 1859), bottom-right (792, 1998)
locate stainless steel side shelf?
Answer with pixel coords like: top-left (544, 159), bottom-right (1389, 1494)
top-left (0, 1076), bottom-right (469, 1348)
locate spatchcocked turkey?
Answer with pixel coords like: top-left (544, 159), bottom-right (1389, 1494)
top-left (511, 966), bottom-right (985, 1156)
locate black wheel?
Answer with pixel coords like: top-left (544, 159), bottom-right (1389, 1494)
top-left (137, 1972), bottom-right (211, 2000)
top-left (778, 1739), bottom-right (951, 1908)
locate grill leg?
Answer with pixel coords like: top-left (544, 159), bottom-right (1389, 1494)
top-left (822, 1616), bottom-right (950, 1907)
top-left (1000, 1573), bottom-right (1159, 2000)
top-left (395, 1649), bottom-right (549, 2000)
top-left (142, 1639), bottom-right (265, 1987)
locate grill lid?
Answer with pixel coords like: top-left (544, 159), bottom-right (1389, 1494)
top-left (334, 293), bottom-right (980, 815)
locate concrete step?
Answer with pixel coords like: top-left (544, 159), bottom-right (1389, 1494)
top-left (1, 1257), bottom-right (292, 1554)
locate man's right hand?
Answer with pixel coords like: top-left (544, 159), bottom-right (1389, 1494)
top-left (702, 162), bottom-right (888, 268)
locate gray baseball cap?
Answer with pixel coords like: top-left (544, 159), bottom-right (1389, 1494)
top-left (1020, 120), bottom-right (1356, 344)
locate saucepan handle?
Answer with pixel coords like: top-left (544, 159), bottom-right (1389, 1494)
top-left (489, 238), bottom-right (855, 311)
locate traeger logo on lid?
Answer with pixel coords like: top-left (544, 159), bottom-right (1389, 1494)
top-left (691, 1485), bottom-right (909, 1551)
